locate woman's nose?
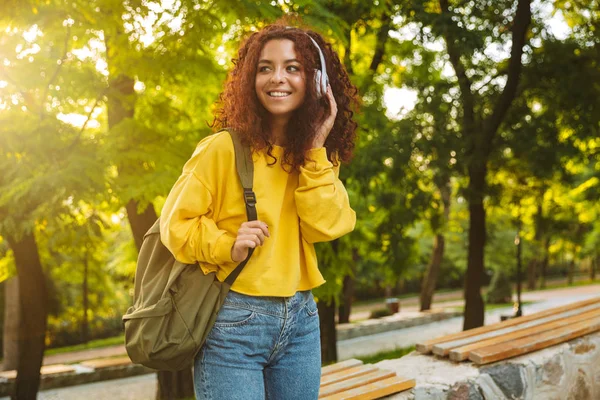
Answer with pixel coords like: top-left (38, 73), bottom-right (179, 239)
top-left (270, 68), bottom-right (285, 83)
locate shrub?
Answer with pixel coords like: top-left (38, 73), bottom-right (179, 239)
top-left (369, 308), bottom-right (393, 319)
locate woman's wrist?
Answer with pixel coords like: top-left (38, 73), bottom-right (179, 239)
top-left (311, 138), bottom-right (326, 148)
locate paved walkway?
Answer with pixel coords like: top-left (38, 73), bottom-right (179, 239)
top-left (3, 282), bottom-right (597, 400)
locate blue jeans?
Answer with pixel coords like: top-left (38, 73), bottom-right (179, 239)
top-left (194, 290), bottom-right (321, 400)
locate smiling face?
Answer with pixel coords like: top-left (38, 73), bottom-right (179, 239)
top-left (255, 39), bottom-right (307, 125)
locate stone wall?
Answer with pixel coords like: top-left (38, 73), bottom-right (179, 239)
top-left (378, 331), bottom-right (600, 400)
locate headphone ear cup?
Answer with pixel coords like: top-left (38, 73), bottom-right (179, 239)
top-left (314, 69), bottom-right (322, 99)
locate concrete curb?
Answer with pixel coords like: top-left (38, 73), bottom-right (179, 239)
top-left (337, 310), bottom-right (462, 341)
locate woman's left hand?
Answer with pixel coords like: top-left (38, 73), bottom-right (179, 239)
top-left (312, 85), bottom-right (337, 148)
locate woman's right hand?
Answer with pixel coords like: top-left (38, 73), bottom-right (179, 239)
top-left (231, 220), bottom-right (270, 262)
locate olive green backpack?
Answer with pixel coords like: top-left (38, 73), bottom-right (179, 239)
top-left (122, 130), bottom-right (256, 371)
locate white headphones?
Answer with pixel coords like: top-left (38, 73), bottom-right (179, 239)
top-left (285, 27), bottom-right (329, 99)
top-left (306, 35), bottom-right (329, 99)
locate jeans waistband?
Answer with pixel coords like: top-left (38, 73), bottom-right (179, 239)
top-left (223, 290), bottom-right (313, 318)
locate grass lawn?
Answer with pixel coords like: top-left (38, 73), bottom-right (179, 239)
top-left (45, 335), bottom-right (125, 356)
top-left (355, 346), bottom-right (415, 364)
top-left (449, 300), bottom-right (535, 313)
top-left (523, 278), bottom-right (599, 292)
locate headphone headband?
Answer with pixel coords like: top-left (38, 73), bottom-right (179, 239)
top-left (284, 27), bottom-right (329, 98)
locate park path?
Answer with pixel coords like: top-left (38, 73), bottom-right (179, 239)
top-left (19, 282), bottom-right (599, 400)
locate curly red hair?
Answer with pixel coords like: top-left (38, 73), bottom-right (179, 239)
top-left (212, 23), bottom-right (359, 171)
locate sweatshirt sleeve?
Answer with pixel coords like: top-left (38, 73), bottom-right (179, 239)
top-left (294, 147), bottom-right (356, 244)
top-left (160, 145), bottom-right (236, 265)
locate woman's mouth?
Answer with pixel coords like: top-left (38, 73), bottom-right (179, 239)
top-left (267, 91), bottom-right (291, 98)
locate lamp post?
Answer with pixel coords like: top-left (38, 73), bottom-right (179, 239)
top-left (514, 219), bottom-right (523, 317)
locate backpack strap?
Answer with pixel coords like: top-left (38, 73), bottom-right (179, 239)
top-left (224, 129), bottom-right (257, 286)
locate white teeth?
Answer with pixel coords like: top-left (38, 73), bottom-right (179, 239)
top-left (268, 92), bottom-right (290, 97)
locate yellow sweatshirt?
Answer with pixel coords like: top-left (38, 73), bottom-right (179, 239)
top-left (160, 130), bottom-right (356, 296)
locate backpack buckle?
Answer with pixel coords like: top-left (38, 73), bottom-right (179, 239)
top-left (243, 189), bottom-right (257, 207)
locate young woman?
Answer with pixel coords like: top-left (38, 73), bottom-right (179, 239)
top-left (160, 22), bottom-right (359, 399)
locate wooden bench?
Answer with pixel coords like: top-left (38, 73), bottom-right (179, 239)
top-left (416, 296), bottom-right (600, 365)
top-left (319, 359), bottom-right (415, 399)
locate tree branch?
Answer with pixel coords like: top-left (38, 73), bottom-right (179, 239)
top-left (66, 87), bottom-right (108, 152)
top-left (344, 28), bottom-right (354, 75)
top-left (369, 12), bottom-right (391, 73)
top-left (40, 25), bottom-right (71, 120)
top-left (484, 0), bottom-right (532, 142)
top-left (439, 0), bottom-right (476, 135)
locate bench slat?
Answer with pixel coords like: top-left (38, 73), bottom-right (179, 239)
top-left (320, 376), bottom-right (416, 400)
top-left (321, 365), bottom-right (378, 387)
top-left (449, 307), bottom-right (600, 361)
top-left (469, 314), bottom-right (600, 365)
top-left (318, 369), bottom-right (396, 398)
top-left (321, 359), bottom-right (363, 376)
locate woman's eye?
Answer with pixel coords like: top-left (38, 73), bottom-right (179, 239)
top-left (259, 66), bottom-right (271, 72)
top-left (287, 65), bottom-right (300, 72)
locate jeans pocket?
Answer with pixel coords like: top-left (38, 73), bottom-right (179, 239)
top-left (213, 305), bottom-right (256, 328)
top-left (303, 299), bottom-right (319, 317)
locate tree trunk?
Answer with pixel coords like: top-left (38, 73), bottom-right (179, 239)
top-left (337, 248), bottom-right (358, 324)
top-left (420, 179), bottom-right (450, 311)
top-left (526, 259), bottom-right (537, 291)
top-left (126, 200), bottom-right (158, 252)
top-left (2, 277), bottom-right (19, 371)
top-left (338, 275), bottom-right (354, 324)
top-left (420, 234), bottom-right (445, 311)
top-left (463, 167), bottom-right (486, 330)
top-left (591, 255), bottom-right (597, 281)
top-left (81, 251), bottom-right (89, 343)
top-left (5, 232), bottom-right (48, 400)
top-left (156, 367), bottom-right (194, 400)
top-left (539, 238), bottom-right (550, 289)
top-left (318, 300), bottom-right (337, 365)
top-left (567, 259), bottom-right (575, 286)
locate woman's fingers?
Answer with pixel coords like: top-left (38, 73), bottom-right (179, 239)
top-left (312, 85), bottom-right (337, 149)
top-left (327, 85), bottom-right (337, 118)
top-left (238, 227), bottom-right (266, 244)
top-left (240, 220), bottom-right (270, 237)
top-left (232, 220), bottom-right (270, 262)
top-left (237, 234), bottom-right (262, 248)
